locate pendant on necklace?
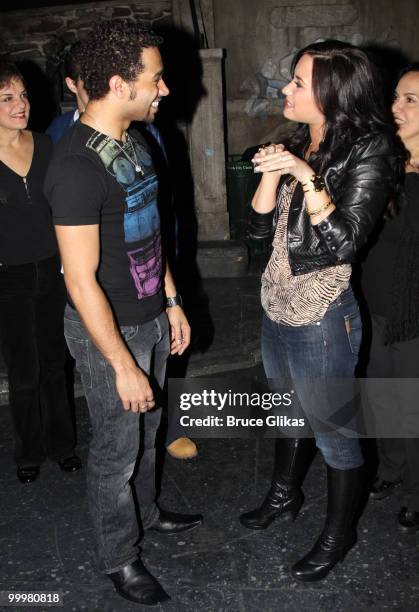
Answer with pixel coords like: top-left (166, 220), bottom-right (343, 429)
top-left (135, 165), bottom-right (144, 175)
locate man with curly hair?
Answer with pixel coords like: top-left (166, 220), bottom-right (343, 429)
top-left (45, 21), bottom-right (202, 606)
top-left (48, 33), bottom-right (198, 460)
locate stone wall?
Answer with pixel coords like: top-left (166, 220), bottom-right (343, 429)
top-left (0, 0), bottom-right (172, 74)
top-left (213, 0), bottom-right (419, 154)
top-left (2, 0), bottom-right (419, 153)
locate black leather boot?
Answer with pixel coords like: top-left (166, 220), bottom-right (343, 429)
top-left (240, 437), bottom-right (316, 530)
top-left (108, 559), bottom-right (170, 605)
top-left (292, 464), bottom-right (363, 582)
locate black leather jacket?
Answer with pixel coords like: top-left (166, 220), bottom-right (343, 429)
top-left (248, 132), bottom-right (402, 275)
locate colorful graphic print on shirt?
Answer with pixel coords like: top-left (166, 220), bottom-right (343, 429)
top-left (86, 132), bottom-right (162, 300)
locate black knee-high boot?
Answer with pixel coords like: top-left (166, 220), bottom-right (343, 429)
top-left (240, 437), bottom-right (317, 530)
top-left (292, 464), bottom-right (363, 581)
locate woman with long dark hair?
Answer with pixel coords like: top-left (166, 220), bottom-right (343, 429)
top-left (239, 40), bottom-right (403, 581)
top-left (365, 64), bottom-right (419, 534)
top-left (0, 60), bottom-right (80, 483)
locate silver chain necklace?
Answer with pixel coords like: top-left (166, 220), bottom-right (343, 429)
top-left (83, 113), bottom-right (144, 176)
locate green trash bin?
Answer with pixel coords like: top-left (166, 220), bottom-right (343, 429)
top-left (226, 155), bottom-right (260, 240)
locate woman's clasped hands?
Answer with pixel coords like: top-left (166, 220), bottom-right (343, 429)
top-left (252, 143), bottom-right (312, 183)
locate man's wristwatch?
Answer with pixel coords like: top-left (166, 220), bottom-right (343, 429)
top-left (166, 294), bottom-right (183, 308)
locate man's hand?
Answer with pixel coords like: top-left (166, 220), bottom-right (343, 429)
top-left (114, 364), bottom-right (155, 413)
top-left (166, 306), bottom-right (191, 356)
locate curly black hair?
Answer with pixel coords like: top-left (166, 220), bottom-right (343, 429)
top-left (79, 21), bottom-right (163, 101)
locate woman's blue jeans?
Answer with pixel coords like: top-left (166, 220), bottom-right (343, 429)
top-left (261, 287), bottom-right (363, 469)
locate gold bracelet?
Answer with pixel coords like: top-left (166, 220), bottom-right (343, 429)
top-left (301, 174), bottom-right (326, 192)
top-left (306, 200), bottom-right (332, 217)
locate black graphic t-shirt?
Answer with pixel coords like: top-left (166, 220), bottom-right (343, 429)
top-left (45, 122), bottom-right (164, 325)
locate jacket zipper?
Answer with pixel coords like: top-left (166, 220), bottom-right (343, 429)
top-left (22, 176), bottom-right (32, 204)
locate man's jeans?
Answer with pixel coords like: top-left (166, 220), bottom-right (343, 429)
top-left (64, 306), bottom-right (170, 573)
top-left (262, 287), bottom-right (363, 470)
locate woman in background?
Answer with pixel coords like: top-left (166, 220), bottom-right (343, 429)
top-left (240, 40), bottom-right (402, 581)
top-left (0, 60), bottom-right (80, 483)
top-left (365, 64), bottom-right (419, 535)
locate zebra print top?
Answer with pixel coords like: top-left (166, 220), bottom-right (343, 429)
top-left (261, 179), bottom-right (351, 326)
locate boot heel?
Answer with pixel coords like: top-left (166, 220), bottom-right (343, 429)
top-left (339, 537), bottom-right (356, 562)
top-left (291, 507), bottom-right (300, 521)
top-left (339, 548), bottom-right (350, 563)
top-left (289, 496), bottom-right (304, 521)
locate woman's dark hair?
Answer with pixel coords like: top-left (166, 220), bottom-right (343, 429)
top-left (0, 59), bottom-right (25, 90)
top-left (398, 62), bottom-right (419, 79)
top-left (79, 21), bottom-right (163, 100)
top-left (286, 40), bottom-right (394, 174)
